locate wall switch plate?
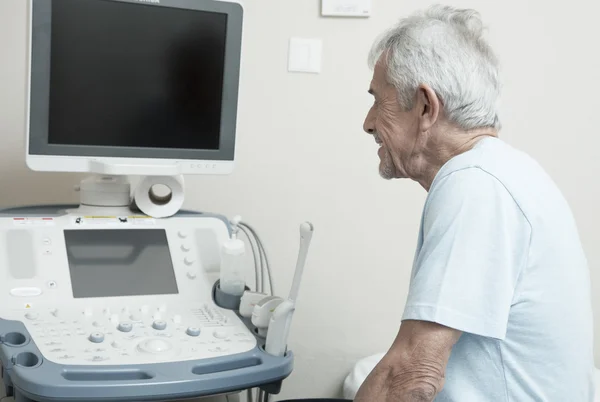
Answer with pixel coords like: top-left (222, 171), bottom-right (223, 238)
top-left (288, 37), bottom-right (322, 74)
top-left (321, 0), bottom-right (371, 17)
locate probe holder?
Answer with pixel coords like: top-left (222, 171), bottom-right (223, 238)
top-left (212, 280), bottom-right (249, 311)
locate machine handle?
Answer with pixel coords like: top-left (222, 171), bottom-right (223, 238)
top-left (8, 347), bottom-right (293, 401)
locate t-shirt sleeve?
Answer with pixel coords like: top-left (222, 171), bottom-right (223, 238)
top-left (402, 167), bottom-right (531, 339)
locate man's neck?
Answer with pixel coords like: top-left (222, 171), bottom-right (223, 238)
top-left (413, 128), bottom-right (498, 191)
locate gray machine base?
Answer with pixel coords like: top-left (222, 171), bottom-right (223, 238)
top-left (0, 317), bottom-right (292, 402)
top-left (0, 205), bottom-right (294, 402)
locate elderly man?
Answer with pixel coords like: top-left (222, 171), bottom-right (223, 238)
top-left (352, 4), bottom-right (595, 402)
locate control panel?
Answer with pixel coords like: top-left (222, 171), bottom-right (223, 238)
top-left (11, 302), bottom-right (256, 366)
top-left (0, 209), bottom-right (257, 366)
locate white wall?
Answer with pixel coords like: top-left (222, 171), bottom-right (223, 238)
top-left (1, 0), bottom-right (599, 399)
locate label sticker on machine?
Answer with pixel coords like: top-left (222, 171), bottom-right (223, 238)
top-left (72, 216), bottom-right (156, 226)
top-left (12, 217), bottom-right (55, 226)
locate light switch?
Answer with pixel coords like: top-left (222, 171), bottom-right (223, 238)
top-left (288, 37), bottom-right (322, 74)
top-left (321, 0), bottom-right (371, 17)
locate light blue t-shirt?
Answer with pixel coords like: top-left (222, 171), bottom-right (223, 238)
top-left (402, 137), bottom-right (595, 401)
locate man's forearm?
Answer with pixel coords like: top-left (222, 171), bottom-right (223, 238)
top-left (354, 320), bottom-right (458, 401)
top-left (353, 359), bottom-right (442, 402)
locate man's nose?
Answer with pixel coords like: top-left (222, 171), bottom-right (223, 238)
top-left (363, 107), bottom-right (375, 135)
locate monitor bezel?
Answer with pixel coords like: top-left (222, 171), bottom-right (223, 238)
top-left (26, 0), bottom-right (243, 174)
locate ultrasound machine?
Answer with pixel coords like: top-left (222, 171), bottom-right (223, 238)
top-left (0, 1), bottom-right (312, 401)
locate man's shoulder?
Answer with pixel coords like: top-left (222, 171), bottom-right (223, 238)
top-left (424, 139), bottom-right (533, 225)
top-left (429, 164), bottom-right (511, 203)
top-left (425, 165), bottom-right (525, 228)
top-left (436, 137), bottom-right (518, 176)
top-left (431, 137), bottom-right (546, 202)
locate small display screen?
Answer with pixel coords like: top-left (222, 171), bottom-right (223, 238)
top-left (48, 0), bottom-right (227, 150)
top-left (64, 229), bottom-right (179, 298)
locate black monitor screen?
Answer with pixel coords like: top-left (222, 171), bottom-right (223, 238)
top-left (47, 0), bottom-right (227, 150)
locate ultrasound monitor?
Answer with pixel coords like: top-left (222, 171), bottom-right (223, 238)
top-left (26, 0), bottom-right (243, 176)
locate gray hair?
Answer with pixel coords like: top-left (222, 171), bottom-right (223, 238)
top-left (368, 5), bottom-right (501, 131)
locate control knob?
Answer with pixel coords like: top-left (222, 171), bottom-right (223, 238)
top-left (152, 320), bottom-right (167, 331)
top-left (117, 322), bottom-right (133, 333)
top-left (89, 332), bottom-right (105, 343)
top-left (186, 327), bottom-right (201, 337)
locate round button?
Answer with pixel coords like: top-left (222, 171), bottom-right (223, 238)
top-left (213, 330), bottom-right (227, 340)
top-left (184, 257), bottom-right (195, 266)
top-left (111, 341), bottom-right (122, 349)
top-left (178, 231), bottom-right (188, 239)
top-left (187, 271), bottom-right (197, 279)
top-left (92, 321), bottom-right (103, 328)
top-left (117, 322), bottom-right (133, 333)
top-left (47, 281), bottom-right (57, 289)
top-left (42, 238), bottom-right (52, 246)
top-left (137, 338), bottom-right (172, 354)
top-left (186, 327), bottom-right (201, 337)
top-left (181, 244), bottom-right (191, 252)
top-left (25, 312), bottom-right (39, 320)
top-left (130, 313), bottom-right (143, 322)
top-left (89, 332), bottom-right (105, 343)
top-left (152, 320), bottom-right (167, 331)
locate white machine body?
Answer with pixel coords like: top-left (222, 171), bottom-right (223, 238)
top-left (0, 209), bottom-right (256, 366)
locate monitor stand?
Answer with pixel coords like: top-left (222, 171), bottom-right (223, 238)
top-left (88, 160), bottom-right (181, 176)
top-left (71, 159), bottom-right (183, 216)
top-left (70, 175), bottom-right (133, 217)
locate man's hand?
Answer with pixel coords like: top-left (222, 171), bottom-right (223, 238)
top-left (354, 320), bottom-right (461, 402)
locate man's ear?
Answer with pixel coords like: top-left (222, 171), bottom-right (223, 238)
top-left (417, 84), bottom-right (441, 132)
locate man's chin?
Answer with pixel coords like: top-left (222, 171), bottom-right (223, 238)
top-left (378, 166), bottom-right (396, 180)
top-left (377, 148), bottom-right (399, 180)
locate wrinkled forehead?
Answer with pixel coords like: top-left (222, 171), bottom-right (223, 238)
top-left (369, 56), bottom-right (393, 96)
